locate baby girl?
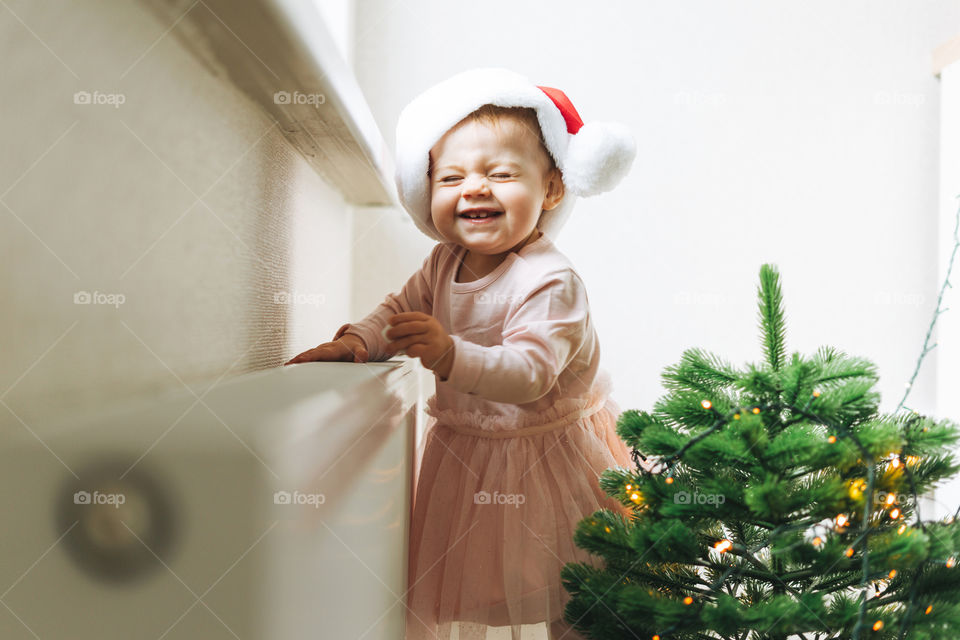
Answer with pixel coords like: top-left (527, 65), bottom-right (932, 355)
top-left (286, 68), bottom-right (637, 640)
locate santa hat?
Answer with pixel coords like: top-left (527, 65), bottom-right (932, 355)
top-left (394, 68), bottom-right (637, 242)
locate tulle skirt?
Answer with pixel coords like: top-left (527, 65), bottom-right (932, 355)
top-left (404, 379), bottom-right (635, 640)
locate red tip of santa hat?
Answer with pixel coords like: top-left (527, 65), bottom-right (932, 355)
top-left (536, 85), bottom-right (583, 134)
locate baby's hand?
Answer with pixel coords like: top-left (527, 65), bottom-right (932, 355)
top-left (384, 312), bottom-right (454, 378)
top-left (284, 334), bottom-right (368, 365)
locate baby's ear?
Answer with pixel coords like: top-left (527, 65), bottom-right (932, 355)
top-left (543, 168), bottom-right (565, 211)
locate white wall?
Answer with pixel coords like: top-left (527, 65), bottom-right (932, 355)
top-left (351, 0), bottom-right (959, 425)
top-left (935, 59), bottom-right (960, 519)
top-left (313, 0), bottom-right (355, 67)
top-left (0, 0), bottom-right (354, 433)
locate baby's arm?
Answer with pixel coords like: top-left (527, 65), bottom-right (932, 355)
top-left (328, 246), bottom-right (440, 360)
top-left (442, 269), bottom-right (590, 404)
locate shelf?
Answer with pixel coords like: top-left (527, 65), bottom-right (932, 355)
top-left (141, 0), bottom-right (396, 205)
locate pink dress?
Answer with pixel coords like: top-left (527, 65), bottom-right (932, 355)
top-left (334, 234), bottom-right (634, 640)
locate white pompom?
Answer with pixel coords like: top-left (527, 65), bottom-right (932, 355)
top-left (561, 122), bottom-right (637, 197)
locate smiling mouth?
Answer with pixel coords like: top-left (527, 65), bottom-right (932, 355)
top-left (458, 210), bottom-right (503, 219)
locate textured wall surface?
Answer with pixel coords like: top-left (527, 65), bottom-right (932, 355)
top-left (0, 0), bottom-right (354, 433)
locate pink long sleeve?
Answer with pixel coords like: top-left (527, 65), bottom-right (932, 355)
top-left (442, 269), bottom-right (590, 404)
top-left (332, 245), bottom-right (440, 360)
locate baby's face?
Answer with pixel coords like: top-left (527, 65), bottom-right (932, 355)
top-left (428, 116), bottom-right (563, 255)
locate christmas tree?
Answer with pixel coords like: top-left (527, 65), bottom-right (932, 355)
top-left (562, 264), bottom-right (960, 639)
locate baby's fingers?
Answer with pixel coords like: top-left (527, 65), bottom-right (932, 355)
top-left (284, 343), bottom-right (347, 365)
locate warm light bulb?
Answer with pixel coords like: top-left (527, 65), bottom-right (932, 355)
top-left (836, 514), bottom-right (848, 527)
top-left (812, 536), bottom-right (823, 547)
top-left (925, 605), bottom-right (933, 615)
top-left (683, 596), bottom-right (693, 605)
top-left (827, 435), bottom-right (837, 443)
top-left (885, 494), bottom-right (896, 505)
top-left (888, 569), bottom-right (897, 579)
top-left (714, 539), bottom-right (732, 553)
top-left (733, 413), bottom-right (741, 420)
top-left (604, 526), bottom-right (611, 533)
top-left (890, 508), bottom-right (901, 519)
top-left (873, 620), bottom-right (884, 631)
top-left (849, 480), bottom-right (865, 500)
top-left (947, 557), bottom-right (956, 568)
top-left (813, 389), bottom-right (821, 397)
top-left (891, 457), bottom-right (900, 468)
top-left (701, 399), bottom-right (712, 410)
top-left (845, 547), bottom-right (854, 557)
top-left (898, 524), bottom-right (907, 534)
top-left (665, 476), bottom-right (674, 484)
top-left (752, 407), bottom-right (760, 414)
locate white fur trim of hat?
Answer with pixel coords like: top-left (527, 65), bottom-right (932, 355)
top-left (394, 68), bottom-right (637, 242)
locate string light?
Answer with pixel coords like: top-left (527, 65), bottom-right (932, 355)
top-left (630, 492), bottom-right (643, 504)
top-left (813, 389), bottom-right (821, 397)
top-left (714, 539), bottom-right (732, 553)
top-left (827, 435), bottom-right (837, 443)
top-left (889, 508), bottom-right (901, 520)
top-left (947, 557), bottom-right (955, 568)
top-left (683, 596), bottom-right (693, 605)
top-left (898, 524), bottom-right (907, 534)
top-left (845, 547), bottom-right (854, 557)
top-left (873, 620), bottom-right (884, 631)
top-left (733, 413), bottom-right (741, 420)
top-left (925, 605), bottom-right (933, 615)
top-left (888, 569), bottom-right (897, 579)
top-left (885, 494), bottom-right (896, 506)
top-left (849, 479), bottom-right (866, 500)
top-left (812, 536), bottom-right (823, 547)
top-left (836, 514), bottom-right (848, 527)
top-left (891, 457), bottom-right (901, 468)
top-left (752, 407), bottom-right (760, 414)
top-left (701, 399), bottom-right (712, 410)
top-left (665, 477), bottom-right (674, 484)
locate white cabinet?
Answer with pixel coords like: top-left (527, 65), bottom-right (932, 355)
top-left (0, 360), bottom-right (419, 639)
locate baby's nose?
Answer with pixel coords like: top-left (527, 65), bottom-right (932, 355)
top-left (461, 174), bottom-right (490, 194)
